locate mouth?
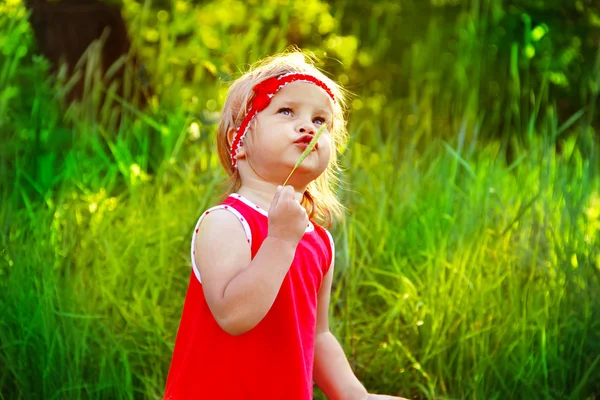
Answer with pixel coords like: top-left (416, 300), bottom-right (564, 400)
top-left (294, 134), bottom-right (318, 150)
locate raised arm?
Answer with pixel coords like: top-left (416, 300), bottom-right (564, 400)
top-left (194, 186), bottom-right (307, 336)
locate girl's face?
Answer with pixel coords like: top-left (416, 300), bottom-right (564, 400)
top-left (242, 81), bottom-right (333, 185)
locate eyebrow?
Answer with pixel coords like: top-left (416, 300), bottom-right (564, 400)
top-left (276, 100), bottom-right (333, 115)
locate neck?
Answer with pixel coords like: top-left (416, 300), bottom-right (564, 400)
top-left (235, 161), bottom-right (307, 210)
top-left (236, 180), bottom-right (305, 212)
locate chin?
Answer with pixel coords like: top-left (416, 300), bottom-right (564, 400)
top-left (293, 166), bottom-right (327, 182)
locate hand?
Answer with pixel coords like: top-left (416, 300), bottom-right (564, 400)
top-left (267, 185), bottom-right (308, 247)
top-left (367, 394), bottom-right (410, 400)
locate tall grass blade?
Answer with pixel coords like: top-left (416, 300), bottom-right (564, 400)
top-left (282, 124), bottom-right (327, 186)
top-left (557, 108), bottom-right (587, 137)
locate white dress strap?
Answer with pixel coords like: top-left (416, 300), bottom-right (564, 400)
top-left (191, 205), bottom-right (252, 283)
top-left (324, 229), bottom-right (335, 271)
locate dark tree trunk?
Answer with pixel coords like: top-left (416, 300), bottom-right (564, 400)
top-left (25, 0), bottom-right (148, 105)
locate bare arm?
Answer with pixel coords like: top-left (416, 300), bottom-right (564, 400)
top-left (313, 257), bottom-right (409, 400)
top-left (195, 186), bottom-right (307, 335)
top-left (313, 259), bottom-right (369, 400)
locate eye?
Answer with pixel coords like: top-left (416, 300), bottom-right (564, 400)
top-left (313, 116), bottom-right (327, 125)
top-left (277, 107), bottom-right (292, 116)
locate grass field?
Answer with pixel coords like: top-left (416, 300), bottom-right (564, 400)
top-left (1, 0), bottom-right (599, 398)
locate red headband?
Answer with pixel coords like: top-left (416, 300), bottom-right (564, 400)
top-left (230, 73), bottom-right (336, 168)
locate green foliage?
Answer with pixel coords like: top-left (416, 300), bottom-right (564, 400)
top-left (1, 0), bottom-right (599, 399)
top-left (328, 127), bottom-right (600, 398)
top-left (328, 0), bottom-right (600, 147)
top-left (0, 0), bottom-right (32, 124)
top-left (120, 0), bottom-right (342, 109)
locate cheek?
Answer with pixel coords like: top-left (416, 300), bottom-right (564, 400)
top-left (243, 121), bottom-right (263, 151)
top-left (242, 125), bottom-right (276, 160)
top-left (321, 135), bottom-right (333, 156)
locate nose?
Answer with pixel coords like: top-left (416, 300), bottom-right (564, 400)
top-left (295, 120), bottom-right (315, 135)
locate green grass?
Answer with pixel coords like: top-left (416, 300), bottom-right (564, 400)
top-left (327, 129), bottom-right (599, 399)
top-left (1, 0), bottom-right (599, 399)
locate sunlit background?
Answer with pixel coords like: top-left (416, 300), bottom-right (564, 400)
top-left (1, 0), bottom-right (599, 398)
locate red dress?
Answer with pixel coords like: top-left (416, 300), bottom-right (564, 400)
top-left (164, 193), bottom-right (334, 399)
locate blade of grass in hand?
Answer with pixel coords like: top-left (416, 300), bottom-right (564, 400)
top-left (282, 124), bottom-right (327, 186)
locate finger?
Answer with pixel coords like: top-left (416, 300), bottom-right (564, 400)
top-left (270, 186), bottom-right (285, 209)
top-left (279, 186), bottom-right (295, 203)
top-left (282, 185), bottom-right (295, 196)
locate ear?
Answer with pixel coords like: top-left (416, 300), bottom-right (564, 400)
top-left (227, 127), bottom-right (246, 159)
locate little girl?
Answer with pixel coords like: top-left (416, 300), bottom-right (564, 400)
top-left (164, 51), bottom-right (407, 400)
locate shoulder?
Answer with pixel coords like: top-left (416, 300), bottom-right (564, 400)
top-left (198, 207), bottom-right (242, 231)
top-left (311, 223), bottom-right (335, 270)
top-left (194, 203), bottom-right (252, 243)
top-left (194, 209), bottom-right (250, 254)
top-left (198, 205), bottom-right (242, 227)
top-left (312, 222), bottom-right (335, 248)
top-left (191, 204), bottom-right (253, 283)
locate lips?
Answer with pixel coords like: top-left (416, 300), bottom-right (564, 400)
top-left (294, 134), bottom-right (318, 150)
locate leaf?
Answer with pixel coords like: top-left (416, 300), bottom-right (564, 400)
top-left (282, 124), bottom-right (327, 186)
top-left (442, 141), bottom-right (476, 179)
top-left (557, 107), bottom-right (587, 137)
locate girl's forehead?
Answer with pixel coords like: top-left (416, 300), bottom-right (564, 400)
top-left (272, 81), bottom-right (333, 111)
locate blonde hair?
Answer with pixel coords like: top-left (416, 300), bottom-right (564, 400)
top-left (216, 50), bottom-right (348, 229)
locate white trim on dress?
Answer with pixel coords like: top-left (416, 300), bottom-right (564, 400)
top-left (191, 205), bottom-right (252, 283)
top-left (229, 193), bottom-right (315, 233)
top-left (324, 229), bottom-right (335, 270)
